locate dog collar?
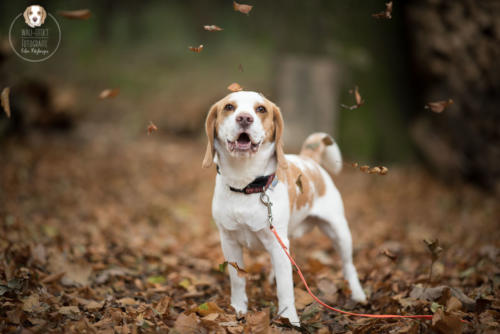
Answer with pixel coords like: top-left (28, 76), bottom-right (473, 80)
top-left (217, 165), bottom-right (277, 194)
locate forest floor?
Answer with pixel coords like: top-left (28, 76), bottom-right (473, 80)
top-left (1, 126), bottom-right (499, 333)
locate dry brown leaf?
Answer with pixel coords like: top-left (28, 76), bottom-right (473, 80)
top-left (360, 165), bottom-right (370, 173)
top-left (369, 166), bottom-right (382, 174)
top-left (195, 301), bottom-right (223, 317)
top-left (117, 297), bottom-right (138, 306)
top-left (22, 294), bottom-right (41, 313)
top-left (58, 9), bottom-right (92, 20)
top-left (245, 309), bottom-right (270, 334)
top-left (381, 249), bottom-right (397, 261)
top-left (227, 82), bottom-right (243, 92)
top-left (372, 2), bottom-right (393, 19)
top-left (203, 25), bottom-right (223, 31)
top-left (147, 121), bottom-right (158, 135)
top-left (228, 261), bottom-right (247, 277)
top-left (84, 300), bottom-right (104, 311)
top-left (351, 162), bottom-right (359, 168)
top-left (1, 87), bottom-right (11, 118)
top-left (425, 99), bottom-right (454, 113)
top-left (99, 88), bottom-right (119, 99)
top-left (379, 166), bottom-right (389, 175)
top-left (238, 64), bottom-right (244, 72)
top-left (188, 44), bottom-right (204, 53)
top-left (446, 296), bottom-right (463, 312)
top-left (174, 312), bottom-right (199, 334)
top-left (41, 271), bottom-right (65, 284)
top-left (233, 1), bottom-right (253, 15)
top-left (295, 287), bottom-right (314, 309)
top-left (155, 296), bottom-right (171, 315)
top-left (431, 309), bottom-right (463, 334)
top-left (341, 86), bottom-right (364, 110)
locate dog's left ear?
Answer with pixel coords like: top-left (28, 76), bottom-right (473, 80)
top-left (273, 105), bottom-right (288, 170)
top-left (202, 103), bottom-right (218, 168)
top-left (41, 7), bottom-right (47, 24)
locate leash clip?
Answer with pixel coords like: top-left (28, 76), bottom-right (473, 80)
top-left (260, 191), bottom-right (273, 226)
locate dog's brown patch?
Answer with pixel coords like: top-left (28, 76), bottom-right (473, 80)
top-left (285, 159), bottom-right (326, 212)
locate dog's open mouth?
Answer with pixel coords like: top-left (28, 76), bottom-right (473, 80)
top-left (227, 132), bottom-right (260, 152)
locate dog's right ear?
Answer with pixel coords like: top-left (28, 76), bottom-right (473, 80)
top-left (23, 7), bottom-right (30, 24)
top-left (202, 103), bottom-right (218, 168)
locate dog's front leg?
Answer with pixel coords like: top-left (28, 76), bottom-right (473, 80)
top-left (258, 228), bottom-right (300, 326)
top-left (219, 230), bottom-right (247, 316)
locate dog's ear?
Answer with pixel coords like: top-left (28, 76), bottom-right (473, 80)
top-left (202, 103), bottom-right (219, 168)
top-left (23, 7), bottom-right (30, 24)
top-left (273, 105), bottom-right (288, 171)
top-left (40, 7), bottom-right (47, 24)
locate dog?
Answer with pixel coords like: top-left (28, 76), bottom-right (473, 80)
top-left (24, 5), bottom-right (47, 28)
top-left (202, 91), bottom-right (366, 325)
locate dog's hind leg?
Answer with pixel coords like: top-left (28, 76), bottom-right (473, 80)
top-left (316, 214), bottom-right (367, 303)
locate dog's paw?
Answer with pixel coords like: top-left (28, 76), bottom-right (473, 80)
top-left (351, 289), bottom-right (367, 304)
top-left (231, 302), bottom-right (248, 316)
top-left (281, 307), bottom-right (300, 327)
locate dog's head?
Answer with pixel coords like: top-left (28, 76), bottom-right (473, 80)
top-left (202, 91), bottom-right (287, 170)
top-left (24, 5), bottom-right (47, 28)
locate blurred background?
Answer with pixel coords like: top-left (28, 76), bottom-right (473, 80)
top-left (0, 1), bottom-right (499, 332)
top-left (1, 0), bottom-right (499, 188)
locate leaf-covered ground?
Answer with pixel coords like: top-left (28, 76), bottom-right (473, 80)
top-left (1, 129), bottom-right (499, 333)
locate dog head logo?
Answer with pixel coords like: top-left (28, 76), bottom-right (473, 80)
top-left (23, 5), bottom-right (47, 28)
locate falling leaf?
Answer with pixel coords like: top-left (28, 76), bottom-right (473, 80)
top-left (296, 174), bottom-right (303, 194)
top-left (1, 87), bottom-right (11, 118)
top-left (238, 64), bottom-right (244, 72)
top-left (196, 302), bottom-right (223, 317)
top-left (360, 165), bottom-right (370, 173)
top-left (58, 9), bottom-right (92, 20)
top-left (340, 86), bottom-right (364, 110)
top-left (99, 88), bottom-right (119, 99)
top-left (379, 166), bottom-right (389, 175)
top-left (188, 44), bottom-right (204, 53)
top-left (381, 249), bottom-right (397, 261)
top-left (228, 262), bottom-right (247, 277)
top-left (372, 2), bottom-right (393, 19)
top-left (147, 121), bottom-right (158, 136)
top-left (351, 162), bottom-right (359, 168)
top-left (425, 99), bottom-right (454, 113)
top-left (203, 25), bottom-right (223, 31)
top-left (227, 82), bottom-right (243, 92)
top-left (233, 1), bottom-right (253, 15)
top-left (369, 167), bottom-right (382, 174)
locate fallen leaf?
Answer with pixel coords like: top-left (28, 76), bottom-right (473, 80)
top-left (196, 302), bottom-right (223, 316)
top-left (228, 261), bottom-right (247, 277)
top-left (233, 1), bottom-right (253, 15)
top-left (84, 300), bottom-right (104, 311)
top-left (146, 275), bottom-right (166, 285)
top-left (1, 87), bottom-right (11, 118)
top-left (296, 174), bottom-right (303, 194)
top-left (424, 239), bottom-right (443, 262)
top-left (41, 271), bottom-right (65, 284)
top-left (341, 86), bottom-right (364, 110)
top-left (203, 25), bottom-right (223, 31)
top-left (99, 88), bottom-right (119, 99)
top-left (58, 9), bottom-right (92, 20)
top-left (117, 297), bottom-right (138, 306)
top-left (425, 99), bottom-right (454, 113)
top-left (22, 294), bottom-right (41, 313)
top-left (179, 278), bottom-right (191, 289)
top-left (295, 287), bottom-right (314, 309)
top-left (372, 2), bottom-right (393, 19)
top-left (245, 309), bottom-right (269, 334)
top-left (174, 312), bottom-right (199, 334)
top-left (154, 296), bottom-right (171, 315)
top-left (381, 249), bottom-right (397, 261)
top-left (227, 82), bottom-right (243, 92)
top-left (59, 306), bottom-right (81, 319)
top-left (431, 308), bottom-right (463, 334)
top-left (446, 296), bottom-right (462, 312)
top-left (219, 261), bottom-right (228, 272)
top-left (147, 121), bottom-right (158, 136)
top-left (188, 44), bottom-right (204, 53)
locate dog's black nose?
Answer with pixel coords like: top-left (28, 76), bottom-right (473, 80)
top-left (236, 113), bottom-right (254, 128)
top-left (33, 17), bottom-right (38, 21)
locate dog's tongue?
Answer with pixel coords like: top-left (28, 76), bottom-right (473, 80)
top-left (236, 133), bottom-right (251, 149)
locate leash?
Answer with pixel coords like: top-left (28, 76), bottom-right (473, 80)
top-left (259, 190), bottom-right (438, 322)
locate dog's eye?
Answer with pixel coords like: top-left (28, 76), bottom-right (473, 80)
top-left (38, 11), bottom-right (41, 15)
top-left (256, 106), bottom-right (267, 113)
top-left (224, 104), bottom-right (235, 111)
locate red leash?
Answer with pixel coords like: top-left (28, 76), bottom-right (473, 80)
top-left (269, 225), bottom-right (434, 320)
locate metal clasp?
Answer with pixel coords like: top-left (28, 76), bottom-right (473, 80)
top-left (260, 191), bottom-right (273, 226)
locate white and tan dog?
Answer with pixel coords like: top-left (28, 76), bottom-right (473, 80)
top-left (24, 5), bottom-right (47, 28)
top-left (203, 91), bottom-right (366, 325)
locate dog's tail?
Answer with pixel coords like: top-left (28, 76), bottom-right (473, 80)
top-left (300, 133), bottom-right (342, 175)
